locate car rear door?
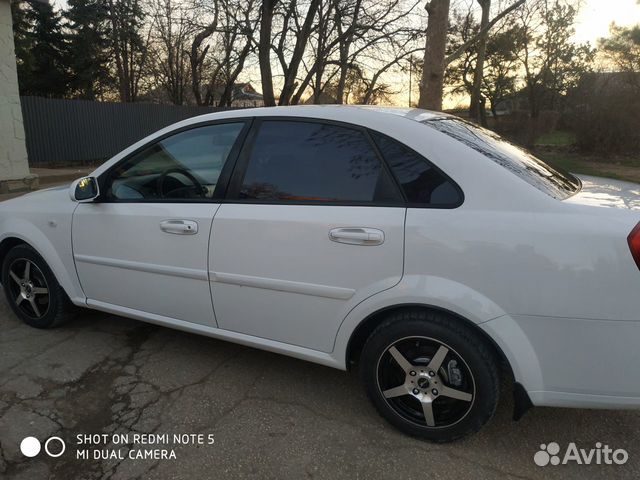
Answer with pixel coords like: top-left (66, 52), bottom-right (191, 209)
top-left (72, 120), bottom-right (249, 327)
top-left (208, 119), bottom-right (406, 352)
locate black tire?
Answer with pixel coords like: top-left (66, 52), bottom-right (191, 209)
top-left (360, 309), bottom-right (499, 442)
top-left (2, 244), bottom-right (75, 328)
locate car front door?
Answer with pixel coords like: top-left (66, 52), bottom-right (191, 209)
top-left (72, 120), bottom-right (248, 327)
top-left (208, 119), bottom-right (407, 352)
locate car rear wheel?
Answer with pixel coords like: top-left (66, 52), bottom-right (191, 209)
top-left (2, 244), bottom-right (75, 328)
top-left (360, 309), bottom-right (500, 442)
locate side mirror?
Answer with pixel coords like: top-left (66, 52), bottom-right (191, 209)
top-left (70, 177), bottom-right (99, 202)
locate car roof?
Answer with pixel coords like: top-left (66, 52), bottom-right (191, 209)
top-left (183, 104), bottom-right (454, 126)
top-left (93, 105), bottom-right (452, 177)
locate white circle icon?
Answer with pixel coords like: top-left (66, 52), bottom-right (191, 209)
top-left (44, 437), bottom-right (66, 458)
top-left (20, 437), bottom-right (41, 457)
top-left (534, 442), bottom-right (561, 466)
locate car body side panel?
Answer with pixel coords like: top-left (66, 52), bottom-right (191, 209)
top-left (404, 207), bottom-right (640, 321)
top-left (480, 314), bottom-right (640, 408)
top-left (331, 273), bottom-right (508, 362)
top-left (400, 204), bottom-right (640, 406)
top-left (87, 298), bottom-right (343, 369)
top-left (209, 204), bottom-right (406, 352)
top-left (72, 202), bottom-right (219, 327)
top-left (0, 187), bottom-right (85, 304)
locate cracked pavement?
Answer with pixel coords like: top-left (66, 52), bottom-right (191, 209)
top-left (1, 297), bottom-right (640, 480)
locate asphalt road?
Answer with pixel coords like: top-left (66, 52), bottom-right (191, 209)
top-left (1, 296), bottom-right (639, 480)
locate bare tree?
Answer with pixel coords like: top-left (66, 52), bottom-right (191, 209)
top-left (259, 0), bottom-right (278, 106)
top-left (418, 0), bottom-right (525, 111)
top-left (333, 0), bottom-right (363, 103)
top-left (291, 0), bottom-right (422, 105)
top-left (360, 46), bottom-right (424, 103)
top-left (307, 0), bottom-right (339, 103)
top-left (149, 0), bottom-right (194, 104)
top-left (188, 0), bottom-right (220, 106)
top-left (276, 0), bottom-right (322, 105)
top-left (334, 0), bottom-right (421, 104)
top-left (188, 0), bottom-right (259, 106)
top-left (216, 0), bottom-right (259, 106)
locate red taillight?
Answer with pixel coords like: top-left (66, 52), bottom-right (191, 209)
top-left (628, 222), bottom-right (640, 270)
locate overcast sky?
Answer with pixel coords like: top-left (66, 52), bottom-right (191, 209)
top-left (575, 0), bottom-right (640, 43)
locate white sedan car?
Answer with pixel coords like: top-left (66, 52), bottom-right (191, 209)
top-left (2, 106), bottom-right (639, 442)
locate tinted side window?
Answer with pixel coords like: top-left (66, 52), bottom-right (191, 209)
top-left (107, 123), bottom-right (244, 201)
top-left (371, 132), bottom-right (462, 206)
top-left (238, 121), bottom-right (400, 203)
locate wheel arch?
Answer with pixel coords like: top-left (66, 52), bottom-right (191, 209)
top-left (0, 237), bottom-right (28, 268)
top-left (346, 303), bottom-right (514, 379)
top-left (0, 229), bottom-right (84, 305)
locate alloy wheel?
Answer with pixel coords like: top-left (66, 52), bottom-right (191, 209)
top-left (376, 336), bottom-right (475, 428)
top-left (7, 258), bottom-right (50, 319)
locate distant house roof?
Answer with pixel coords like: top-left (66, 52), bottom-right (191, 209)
top-left (232, 83), bottom-right (263, 101)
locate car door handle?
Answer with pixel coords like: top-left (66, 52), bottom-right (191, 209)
top-left (328, 227), bottom-right (384, 246)
top-left (159, 219), bottom-right (198, 235)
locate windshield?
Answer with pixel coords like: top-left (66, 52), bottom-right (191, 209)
top-left (423, 118), bottom-right (581, 200)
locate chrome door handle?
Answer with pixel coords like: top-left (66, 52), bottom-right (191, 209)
top-left (329, 227), bottom-right (385, 246)
top-left (159, 219), bottom-right (198, 235)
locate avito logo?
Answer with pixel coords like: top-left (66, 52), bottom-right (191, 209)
top-left (534, 442), bottom-right (628, 466)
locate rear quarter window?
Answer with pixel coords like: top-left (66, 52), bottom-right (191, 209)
top-left (371, 131), bottom-right (463, 207)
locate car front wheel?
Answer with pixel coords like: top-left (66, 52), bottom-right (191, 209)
top-left (360, 310), bottom-right (500, 442)
top-left (2, 244), bottom-right (75, 328)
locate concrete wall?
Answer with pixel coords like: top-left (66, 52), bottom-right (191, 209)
top-left (0, 0), bottom-right (34, 191)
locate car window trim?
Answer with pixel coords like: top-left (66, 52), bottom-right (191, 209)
top-left (224, 116), bottom-right (406, 207)
top-left (96, 117), bottom-right (253, 204)
top-left (363, 128), bottom-right (408, 204)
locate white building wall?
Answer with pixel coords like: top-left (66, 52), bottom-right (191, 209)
top-left (0, 0), bottom-right (34, 190)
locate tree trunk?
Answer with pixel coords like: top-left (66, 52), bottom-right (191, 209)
top-left (259, 0), bottom-right (278, 106)
top-left (335, 0), bottom-right (362, 104)
top-left (418, 0), bottom-right (450, 111)
top-left (190, 17), bottom-right (217, 107)
top-left (278, 0), bottom-right (321, 105)
top-left (489, 98), bottom-right (497, 119)
top-left (469, 0), bottom-right (490, 122)
top-left (218, 41), bottom-right (252, 107)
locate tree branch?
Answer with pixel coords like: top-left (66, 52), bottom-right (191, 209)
top-left (445, 0), bottom-right (525, 65)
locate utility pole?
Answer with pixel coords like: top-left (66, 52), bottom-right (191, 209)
top-left (409, 59), bottom-right (412, 107)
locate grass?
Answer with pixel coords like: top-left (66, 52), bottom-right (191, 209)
top-left (534, 131), bottom-right (577, 147)
top-left (536, 150), bottom-right (640, 184)
top-left (525, 130), bottom-right (640, 183)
